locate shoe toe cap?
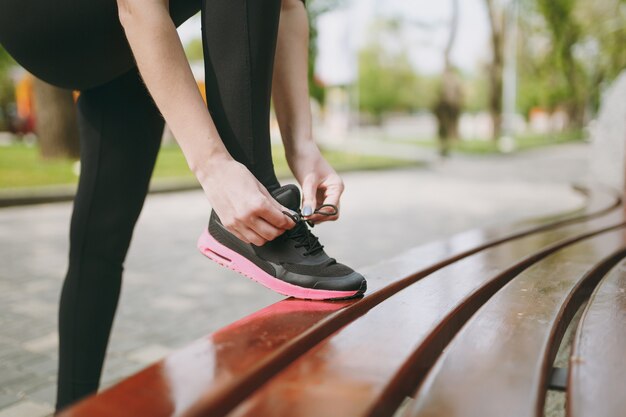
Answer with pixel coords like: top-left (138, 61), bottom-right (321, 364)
top-left (312, 271), bottom-right (367, 292)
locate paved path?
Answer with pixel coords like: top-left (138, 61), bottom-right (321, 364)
top-left (0, 143), bottom-right (593, 416)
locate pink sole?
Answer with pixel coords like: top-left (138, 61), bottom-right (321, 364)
top-left (197, 229), bottom-right (360, 300)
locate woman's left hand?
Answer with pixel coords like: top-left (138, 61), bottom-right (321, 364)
top-left (286, 141), bottom-right (344, 225)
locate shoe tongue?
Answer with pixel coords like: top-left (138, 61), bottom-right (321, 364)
top-left (270, 184), bottom-right (301, 211)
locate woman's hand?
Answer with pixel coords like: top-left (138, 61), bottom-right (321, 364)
top-left (198, 158), bottom-right (295, 246)
top-left (286, 141), bottom-right (344, 225)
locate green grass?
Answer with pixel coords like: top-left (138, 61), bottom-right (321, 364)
top-left (0, 144), bottom-right (79, 188)
top-left (0, 143), bottom-right (417, 189)
top-left (392, 131), bottom-right (585, 155)
top-left (0, 131), bottom-right (584, 189)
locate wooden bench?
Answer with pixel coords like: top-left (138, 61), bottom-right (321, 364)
top-left (57, 184), bottom-right (626, 417)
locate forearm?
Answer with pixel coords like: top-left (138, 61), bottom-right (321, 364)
top-left (117, 0), bottom-right (232, 179)
top-left (272, 0), bottom-right (316, 159)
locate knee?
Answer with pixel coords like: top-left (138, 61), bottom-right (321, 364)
top-left (68, 198), bottom-right (145, 268)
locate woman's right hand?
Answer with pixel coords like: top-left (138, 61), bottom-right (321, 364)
top-left (197, 158), bottom-right (296, 246)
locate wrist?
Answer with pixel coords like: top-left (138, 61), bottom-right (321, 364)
top-left (284, 137), bottom-right (320, 161)
top-left (191, 149), bottom-right (234, 184)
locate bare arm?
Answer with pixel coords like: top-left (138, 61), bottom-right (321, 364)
top-left (272, 0), bottom-right (313, 156)
top-left (272, 0), bottom-right (344, 224)
top-left (117, 0), bottom-right (227, 173)
top-left (117, 0), bottom-right (293, 243)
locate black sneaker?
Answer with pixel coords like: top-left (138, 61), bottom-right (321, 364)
top-left (197, 184), bottom-right (367, 300)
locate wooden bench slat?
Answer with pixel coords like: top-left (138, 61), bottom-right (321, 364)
top-left (512, 184), bottom-right (619, 229)
top-left (212, 214), bottom-right (626, 417)
top-left (55, 228), bottom-right (499, 417)
top-left (59, 225), bottom-right (515, 417)
top-left (573, 184), bottom-right (621, 216)
top-left (58, 298), bottom-right (354, 417)
top-left (567, 257), bottom-right (626, 417)
top-left (57, 186), bottom-right (620, 417)
top-left (402, 228), bottom-right (626, 417)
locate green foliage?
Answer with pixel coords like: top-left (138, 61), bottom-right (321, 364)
top-left (184, 38), bottom-right (204, 62)
top-left (536, 0), bottom-right (585, 122)
top-left (461, 72), bottom-right (489, 113)
top-left (358, 44), bottom-right (419, 119)
top-left (574, 0), bottom-right (626, 111)
top-left (517, 0), bottom-right (625, 120)
top-left (357, 20), bottom-right (438, 120)
top-left (0, 46), bottom-right (15, 74)
top-left (0, 46), bottom-right (16, 131)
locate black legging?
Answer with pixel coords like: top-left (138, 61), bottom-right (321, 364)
top-left (0, 0), bottom-right (304, 411)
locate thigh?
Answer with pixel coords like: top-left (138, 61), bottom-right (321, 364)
top-left (71, 67), bottom-right (166, 263)
top-left (0, 0), bottom-right (200, 91)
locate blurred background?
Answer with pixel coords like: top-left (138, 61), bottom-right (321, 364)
top-left (0, 0), bottom-right (624, 416)
top-left (1, 0), bottom-right (624, 187)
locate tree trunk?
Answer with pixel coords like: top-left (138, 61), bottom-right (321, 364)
top-left (489, 62), bottom-right (503, 139)
top-left (563, 56), bottom-right (585, 128)
top-left (32, 77), bottom-right (80, 159)
top-left (485, 0), bottom-right (504, 141)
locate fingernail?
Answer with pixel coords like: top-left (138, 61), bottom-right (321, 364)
top-left (302, 205), bottom-right (313, 216)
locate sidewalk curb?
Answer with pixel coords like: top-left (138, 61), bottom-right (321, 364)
top-left (0, 163), bottom-right (426, 209)
top-left (0, 178), bottom-right (201, 208)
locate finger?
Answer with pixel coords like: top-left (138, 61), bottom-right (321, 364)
top-left (319, 185), bottom-right (342, 221)
top-left (301, 174), bottom-right (319, 217)
top-left (303, 212), bottom-right (323, 223)
top-left (237, 224), bottom-right (267, 246)
top-left (306, 212), bottom-right (335, 224)
top-left (249, 216), bottom-right (284, 241)
top-left (228, 227), bottom-right (253, 244)
top-left (321, 186), bottom-right (342, 209)
top-left (305, 188), bottom-right (341, 223)
top-left (253, 188), bottom-right (296, 230)
top-left (301, 203), bottom-right (338, 223)
top-left (313, 214), bottom-right (339, 223)
top-left (261, 200), bottom-right (297, 230)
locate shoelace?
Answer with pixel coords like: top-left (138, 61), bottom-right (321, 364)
top-left (281, 204), bottom-right (338, 256)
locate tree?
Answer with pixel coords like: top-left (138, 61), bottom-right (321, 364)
top-left (485, 0), bottom-right (505, 141)
top-left (357, 41), bottom-right (423, 123)
top-left (572, 0), bottom-right (626, 114)
top-left (516, 0), bottom-right (625, 126)
top-left (32, 78), bottom-right (80, 159)
top-left (433, 0), bottom-right (463, 156)
top-left (0, 46), bottom-right (79, 158)
top-left (536, 0), bottom-right (586, 127)
top-left (0, 46), bottom-right (16, 131)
